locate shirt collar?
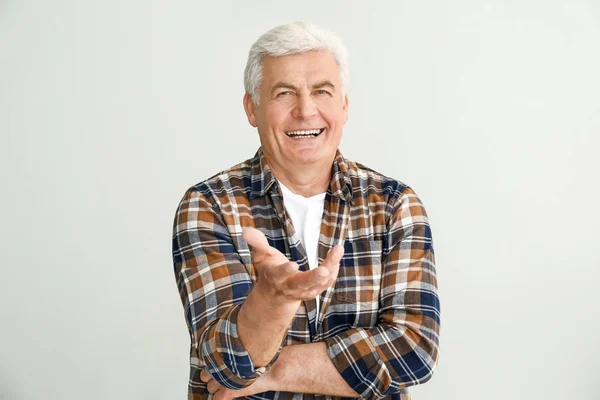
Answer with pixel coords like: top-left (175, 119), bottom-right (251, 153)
top-left (249, 147), bottom-right (354, 204)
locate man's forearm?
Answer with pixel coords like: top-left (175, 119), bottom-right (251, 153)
top-left (267, 342), bottom-right (359, 397)
top-left (237, 282), bottom-right (300, 366)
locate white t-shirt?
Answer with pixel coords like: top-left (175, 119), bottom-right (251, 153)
top-left (278, 180), bottom-right (326, 315)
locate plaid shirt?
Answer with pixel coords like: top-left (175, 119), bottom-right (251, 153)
top-left (172, 148), bottom-right (440, 400)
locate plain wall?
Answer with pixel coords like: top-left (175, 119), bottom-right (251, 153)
top-left (1, 1), bottom-right (599, 399)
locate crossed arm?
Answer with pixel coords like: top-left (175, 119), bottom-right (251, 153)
top-left (201, 342), bottom-right (359, 399)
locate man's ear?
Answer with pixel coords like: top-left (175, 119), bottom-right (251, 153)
top-left (243, 92), bottom-right (258, 127)
top-left (342, 93), bottom-right (349, 124)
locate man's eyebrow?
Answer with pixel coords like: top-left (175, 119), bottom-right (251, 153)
top-left (270, 80), bottom-right (337, 94)
top-left (312, 80), bottom-right (336, 91)
top-left (270, 82), bottom-right (299, 94)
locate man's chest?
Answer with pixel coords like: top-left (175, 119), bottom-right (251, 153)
top-left (219, 191), bottom-right (387, 340)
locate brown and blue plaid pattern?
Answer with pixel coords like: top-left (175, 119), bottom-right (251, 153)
top-left (172, 147), bottom-right (440, 400)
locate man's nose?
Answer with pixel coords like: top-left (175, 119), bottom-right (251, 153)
top-left (292, 95), bottom-right (318, 119)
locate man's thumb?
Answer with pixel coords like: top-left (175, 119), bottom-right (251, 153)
top-left (241, 227), bottom-right (271, 256)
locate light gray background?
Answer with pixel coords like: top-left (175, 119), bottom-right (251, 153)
top-left (1, 1), bottom-right (599, 399)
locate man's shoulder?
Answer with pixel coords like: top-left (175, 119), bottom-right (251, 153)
top-left (344, 157), bottom-right (412, 204)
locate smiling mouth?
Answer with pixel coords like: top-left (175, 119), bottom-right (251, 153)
top-left (285, 128), bottom-right (326, 138)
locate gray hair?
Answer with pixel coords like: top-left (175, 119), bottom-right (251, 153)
top-left (244, 22), bottom-right (349, 106)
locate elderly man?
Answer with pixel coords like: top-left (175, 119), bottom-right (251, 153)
top-left (172, 22), bottom-right (440, 400)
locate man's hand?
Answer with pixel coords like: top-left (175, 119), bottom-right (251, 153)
top-left (242, 227), bottom-right (343, 304)
top-left (235, 227), bottom-right (344, 367)
top-left (200, 369), bottom-right (273, 400)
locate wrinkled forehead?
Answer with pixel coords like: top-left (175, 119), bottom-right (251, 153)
top-left (260, 51), bottom-right (342, 89)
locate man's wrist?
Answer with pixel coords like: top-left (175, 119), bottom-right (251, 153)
top-left (264, 345), bottom-right (287, 392)
top-left (239, 284), bottom-right (299, 335)
top-left (236, 282), bottom-right (299, 367)
top-left (232, 371), bottom-right (277, 397)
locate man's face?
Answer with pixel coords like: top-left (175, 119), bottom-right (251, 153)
top-left (244, 51), bottom-right (349, 171)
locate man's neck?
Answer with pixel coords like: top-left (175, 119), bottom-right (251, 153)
top-left (268, 158), bottom-right (333, 198)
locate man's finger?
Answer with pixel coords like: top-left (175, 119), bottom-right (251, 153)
top-left (242, 227), bottom-right (290, 271)
top-left (322, 245), bottom-right (344, 267)
top-left (214, 388), bottom-right (234, 400)
top-left (285, 279), bottom-right (331, 301)
top-left (200, 369), bottom-right (211, 383)
top-left (285, 246), bottom-right (343, 293)
top-left (321, 245), bottom-right (343, 282)
top-left (242, 227), bottom-right (273, 259)
top-left (284, 266), bottom-right (330, 291)
top-left (264, 261), bottom-right (299, 284)
top-left (207, 379), bottom-right (220, 393)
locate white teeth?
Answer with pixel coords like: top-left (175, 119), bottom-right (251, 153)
top-left (285, 128), bottom-right (323, 136)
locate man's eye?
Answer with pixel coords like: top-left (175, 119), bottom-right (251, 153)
top-left (316, 90), bottom-right (331, 95)
top-left (277, 91), bottom-right (293, 97)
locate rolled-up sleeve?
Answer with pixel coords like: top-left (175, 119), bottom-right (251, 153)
top-left (172, 188), bottom-right (278, 389)
top-left (325, 187), bottom-right (440, 399)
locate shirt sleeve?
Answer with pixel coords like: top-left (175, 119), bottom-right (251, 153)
top-left (172, 188), bottom-right (280, 389)
top-left (325, 187), bottom-right (441, 399)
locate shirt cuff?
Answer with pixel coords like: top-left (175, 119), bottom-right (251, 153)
top-left (325, 328), bottom-right (385, 400)
top-left (200, 304), bottom-right (281, 389)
